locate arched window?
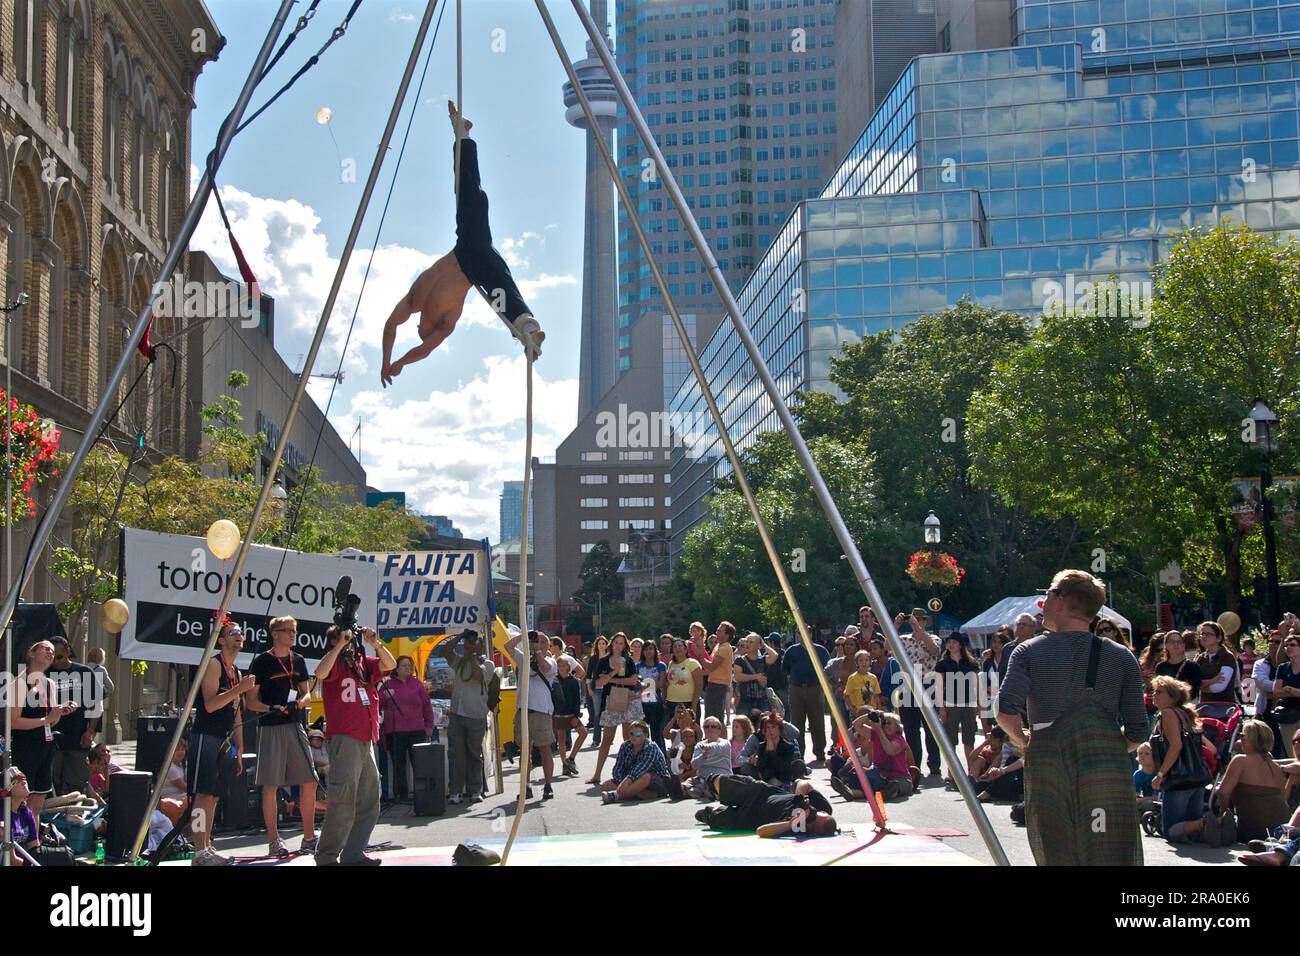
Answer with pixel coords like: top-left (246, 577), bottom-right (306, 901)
top-left (5, 210), bottom-right (29, 373)
top-left (47, 244), bottom-right (64, 392)
top-left (30, 0), bottom-right (47, 108)
top-left (133, 121), bottom-right (145, 217)
top-left (116, 100), bottom-right (129, 197)
top-left (101, 73), bottom-right (115, 191)
top-left (13, 0), bottom-right (30, 88)
top-left (56, 13), bottom-right (86, 147)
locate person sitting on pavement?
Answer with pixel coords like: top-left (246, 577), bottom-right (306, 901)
top-left (742, 711), bottom-right (801, 788)
top-left (859, 709), bottom-right (916, 801)
top-left (969, 727), bottom-right (1024, 803)
top-left (669, 725), bottom-right (698, 778)
top-left (1239, 802), bottom-right (1300, 866)
top-left (0, 767), bottom-right (74, 866)
top-left (664, 705), bottom-right (702, 756)
top-left (1169, 719), bottom-right (1289, 844)
top-left (735, 706), bottom-right (805, 778)
top-left (695, 774), bottom-right (838, 838)
top-left (601, 720), bottom-right (671, 805)
top-left (828, 718), bottom-right (878, 802)
top-left (730, 715), bottom-right (754, 770)
top-left (672, 716), bottom-right (733, 799)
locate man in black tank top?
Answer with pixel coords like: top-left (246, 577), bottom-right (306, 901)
top-left (187, 621), bottom-right (256, 866)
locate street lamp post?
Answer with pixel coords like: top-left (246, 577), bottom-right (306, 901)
top-left (269, 479), bottom-right (288, 546)
top-left (923, 510), bottom-right (942, 546)
top-left (1247, 399), bottom-right (1281, 624)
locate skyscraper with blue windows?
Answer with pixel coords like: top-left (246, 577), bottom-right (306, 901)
top-left (668, 0), bottom-right (1300, 560)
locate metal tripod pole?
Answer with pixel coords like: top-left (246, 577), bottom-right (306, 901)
top-left (0, 0), bottom-right (297, 673)
top-left (2, 296), bottom-right (25, 866)
top-left (535, 0), bottom-right (885, 828)
top-left (128, 0), bottom-right (443, 861)
top-left (567, 0), bottom-right (1008, 865)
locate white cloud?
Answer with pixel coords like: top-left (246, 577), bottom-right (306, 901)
top-left (190, 168), bottom-right (576, 371)
top-left (190, 173), bottom-right (578, 540)
top-left (337, 355), bottom-right (577, 537)
top-left (389, 9), bottom-right (417, 24)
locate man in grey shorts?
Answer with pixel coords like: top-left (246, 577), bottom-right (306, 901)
top-left (246, 615), bottom-right (319, 858)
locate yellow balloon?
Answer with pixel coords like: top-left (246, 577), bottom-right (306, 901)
top-left (316, 107), bottom-right (332, 124)
top-left (206, 519), bottom-right (241, 560)
top-left (101, 598), bottom-right (130, 634)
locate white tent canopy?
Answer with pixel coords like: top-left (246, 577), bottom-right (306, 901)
top-left (960, 595), bottom-right (1133, 638)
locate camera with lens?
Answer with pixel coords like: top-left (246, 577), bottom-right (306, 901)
top-left (865, 709), bottom-right (884, 723)
top-left (332, 574), bottom-right (362, 632)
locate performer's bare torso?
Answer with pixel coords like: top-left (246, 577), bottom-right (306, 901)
top-left (417, 251), bottom-right (473, 340)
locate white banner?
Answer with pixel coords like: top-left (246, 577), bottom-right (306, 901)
top-left (341, 549), bottom-right (490, 639)
top-left (119, 528), bottom-right (378, 668)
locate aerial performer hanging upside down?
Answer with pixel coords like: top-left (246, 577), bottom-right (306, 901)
top-left (381, 102), bottom-right (544, 386)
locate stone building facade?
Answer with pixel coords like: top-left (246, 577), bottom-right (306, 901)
top-left (0, 1), bottom-right (220, 736)
top-left (0, 0), bottom-right (220, 471)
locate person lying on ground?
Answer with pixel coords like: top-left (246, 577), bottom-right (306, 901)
top-left (695, 774), bottom-right (838, 838)
top-left (382, 103), bottom-right (544, 385)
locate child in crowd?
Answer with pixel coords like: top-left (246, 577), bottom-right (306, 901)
top-left (730, 716), bottom-right (754, 770)
top-left (158, 738), bottom-right (188, 825)
top-left (669, 726), bottom-right (698, 778)
top-left (308, 728), bottom-right (330, 793)
top-left (552, 657), bottom-right (588, 776)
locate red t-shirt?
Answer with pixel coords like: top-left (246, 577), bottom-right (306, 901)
top-left (322, 653), bottom-right (383, 743)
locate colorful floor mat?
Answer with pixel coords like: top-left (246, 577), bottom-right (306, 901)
top-left (174, 825), bottom-right (981, 866)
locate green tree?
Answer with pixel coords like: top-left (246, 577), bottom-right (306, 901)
top-left (968, 224), bottom-right (1300, 614)
top-left (798, 300), bottom-right (1087, 617)
top-left (679, 432), bottom-right (906, 633)
top-left (574, 539), bottom-right (623, 607)
top-left (52, 370), bottom-right (424, 640)
top-left (602, 570), bottom-right (697, 641)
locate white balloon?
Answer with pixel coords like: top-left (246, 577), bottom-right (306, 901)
top-left (316, 107), bottom-right (333, 125)
top-left (101, 598), bottom-right (130, 634)
top-left (206, 519), bottom-right (241, 560)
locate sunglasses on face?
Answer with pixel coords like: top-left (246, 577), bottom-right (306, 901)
top-left (630, 732), bottom-right (645, 738)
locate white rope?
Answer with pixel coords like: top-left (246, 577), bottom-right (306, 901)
top-left (501, 351), bottom-right (534, 865)
top-left (453, 0), bottom-right (463, 198)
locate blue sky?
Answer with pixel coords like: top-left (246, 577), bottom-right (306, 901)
top-left (191, 0), bottom-right (605, 539)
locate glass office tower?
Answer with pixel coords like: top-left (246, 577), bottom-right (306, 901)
top-left (669, 0), bottom-right (1300, 559)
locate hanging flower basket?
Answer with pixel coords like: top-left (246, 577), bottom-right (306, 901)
top-left (905, 549), bottom-right (965, 589)
top-left (1, 387), bottom-right (61, 526)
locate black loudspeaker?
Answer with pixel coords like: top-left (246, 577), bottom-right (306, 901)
top-left (410, 742), bottom-right (446, 817)
top-left (105, 770), bottom-right (152, 859)
top-left (135, 716), bottom-right (181, 782)
top-left (220, 753), bottom-right (257, 830)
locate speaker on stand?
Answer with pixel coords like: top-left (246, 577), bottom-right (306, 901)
top-left (135, 716), bottom-right (181, 783)
top-left (410, 742), bottom-right (446, 816)
top-left (220, 753), bottom-right (258, 830)
top-left (105, 770), bottom-right (152, 859)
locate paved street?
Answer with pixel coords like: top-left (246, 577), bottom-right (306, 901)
top-left (119, 732), bottom-right (1248, 867)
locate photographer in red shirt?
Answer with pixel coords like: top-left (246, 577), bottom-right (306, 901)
top-left (313, 623), bottom-right (395, 866)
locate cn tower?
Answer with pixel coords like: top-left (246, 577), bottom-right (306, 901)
top-left (563, 0), bottom-right (619, 416)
